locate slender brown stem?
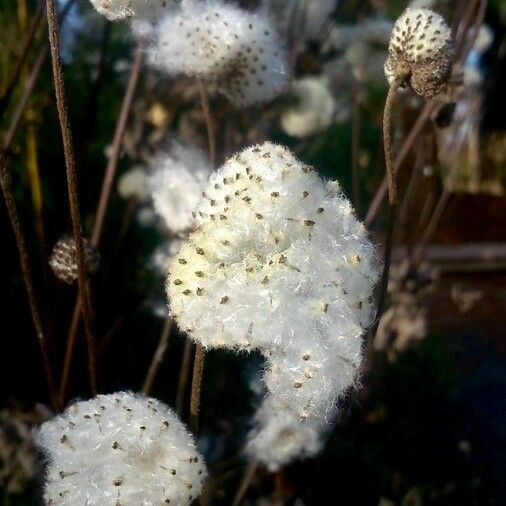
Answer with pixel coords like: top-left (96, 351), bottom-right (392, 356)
top-left (91, 46), bottom-right (143, 246)
top-left (198, 80), bottom-right (216, 168)
top-left (411, 190), bottom-right (451, 267)
top-left (351, 88), bottom-right (361, 213)
top-left (176, 339), bottom-right (194, 416)
top-left (142, 319), bottom-right (173, 395)
top-left (58, 46), bottom-right (143, 402)
top-left (190, 343), bottom-right (206, 433)
top-left (45, 0), bottom-right (97, 394)
top-left (0, 154), bottom-right (58, 410)
top-left (0, 0), bottom-right (44, 121)
top-left (371, 83), bottom-right (401, 343)
top-left (232, 461), bottom-right (258, 506)
top-left (364, 102), bottom-right (435, 228)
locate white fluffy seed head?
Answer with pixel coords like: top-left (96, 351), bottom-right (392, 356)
top-left (149, 0), bottom-right (289, 106)
top-left (147, 143), bottom-right (209, 233)
top-left (117, 167), bottom-right (150, 201)
top-left (245, 397), bottom-right (326, 471)
top-left (35, 392), bottom-right (207, 505)
top-left (167, 142), bottom-right (379, 352)
top-left (281, 78), bottom-right (335, 138)
top-left (385, 7), bottom-right (453, 97)
top-left (88, 0), bottom-right (173, 22)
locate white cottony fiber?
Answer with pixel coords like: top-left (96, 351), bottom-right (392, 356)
top-left (35, 392), bottom-right (207, 505)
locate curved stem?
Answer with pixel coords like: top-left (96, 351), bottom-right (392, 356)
top-left (176, 339), bottom-right (194, 416)
top-left (45, 0), bottom-right (97, 394)
top-left (371, 83), bottom-right (400, 344)
top-left (142, 318), bottom-right (173, 395)
top-left (197, 80), bottom-right (216, 169)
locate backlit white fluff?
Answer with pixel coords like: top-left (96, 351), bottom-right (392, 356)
top-left (149, 0), bottom-right (289, 106)
top-left (166, 142), bottom-right (379, 468)
top-left (281, 78), bottom-right (335, 138)
top-left (88, 0), bottom-right (173, 22)
top-left (245, 397), bottom-right (326, 471)
top-left (35, 392), bottom-right (207, 505)
top-left (148, 143), bottom-right (209, 233)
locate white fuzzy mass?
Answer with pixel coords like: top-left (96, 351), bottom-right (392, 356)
top-left (149, 0), bottom-right (289, 106)
top-left (88, 0), bottom-right (174, 22)
top-left (35, 392), bottom-right (207, 505)
top-left (166, 142), bottom-right (380, 468)
top-left (148, 143), bottom-right (209, 234)
top-left (281, 78), bottom-right (335, 138)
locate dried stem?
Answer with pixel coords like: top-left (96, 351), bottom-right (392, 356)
top-left (190, 343), bottom-right (206, 434)
top-left (58, 46), bottom-right (144, 403)
top-left (91, 46), bottom-right (144, 246)
top-left (232, 461), bottom-right (258, 506)
top-left (198, 80), bottom-right (216, 168)
top-left (142, 318), bottom-right (173, 395)
top-left (45, 0), bottom-right (97, 394)
top-left (351, 87), bottom-right (361, 213)
top-left (176, 339), bottom-right (194, 416)
top-left (0, 0), bottom-right (44, 121)
top-left (0, 155), bottom-right (58, 410)
top-left (371, 82), bottom-right (400, 343)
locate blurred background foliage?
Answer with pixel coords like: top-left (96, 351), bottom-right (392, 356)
top-left (1, 0), bottom-right (505, 504)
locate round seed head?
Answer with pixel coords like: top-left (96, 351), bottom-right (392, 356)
top-left (49, 237), bottom-right (100, 284)
top-left (385, 7), bottom-right (454, 97)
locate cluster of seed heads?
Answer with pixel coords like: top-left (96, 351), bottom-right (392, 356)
top-left (49, 237), bottom-right (100, 284)
top-left (150, 0), bottom-right (289, 106)
top-left (167, 142), bottom-right (379, 469)
top-left (384, 7), bottom-right (454, 97)
top-left (35, 392), bottom-right (207, 505)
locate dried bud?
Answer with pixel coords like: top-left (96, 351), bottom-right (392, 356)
top-left (49, 237), bottom-right (100, 284)
top-left (384, 8), bottom-right (453, 97)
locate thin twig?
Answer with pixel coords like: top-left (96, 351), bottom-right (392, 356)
top-left (351, 87), bottom-right (361, 214)
top-left (190, 343), bottom-right (206, 434)
top-left (0, 154), bottom-right (58, 410)
top-left (198, 80), bottom-right (216, 168)
top-left (364, 103), bottom-right (434, 228)
top-left (371, 83), bottom-right (400, 343)
top-left (232, 461), bottom-right (258, 506)
top-left (45, 0), bottom-right (97, 394)
top-left (59, 46), bottom-right (144, 402)
top-left (0, 0), bottom-right (44, 121)
top-left (176, 339), bottom-right (194, 416)
top-left (411, 190), bottom-right (451, 267)
top-left (142, 318), bottom-right (173, 395)
top-left (91, 46), bottom-right (144, 246)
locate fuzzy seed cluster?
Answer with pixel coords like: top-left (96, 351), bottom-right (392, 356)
top-left (88, 0), bottom-right (173, 22)
top-left (147, 143), bottom-right (209, 234)
top-left (149, 0), bottom-right (289, 106)
top-left (35, 392), bottom-right (207, 505)
top-left (384, 7), bottom-right (453, 97)
top-left (49, 237), bottom-right (100, 284)
top-left (281, 77), bottom-right (335, 138)
top-left (166, 142), bottom-right (380, 468)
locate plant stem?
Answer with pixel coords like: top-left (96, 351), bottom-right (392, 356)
top-left (0, 155), bottom-right (58, 410)
top-left (198, 80), bottom-right (216, 168)
top-left (232, 461), bottom-right (258, 506)
top-left (371, 83), bottom-right (400, 343)
top-left (176, 339), bottom-right (194, 416)
top-left (0, 0), bottom-right (44, 121)
top-left (142, 318), bottom-right (173, 395)
top-left (190, 343), bottom-right (206, 434)
top-left (58, 45), bottom-right (143, 403)
top-left (45, 0), bottom-right (97, 394)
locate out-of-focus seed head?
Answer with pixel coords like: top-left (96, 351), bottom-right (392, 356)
top-left (49, 237), bottom-right (100, 284)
